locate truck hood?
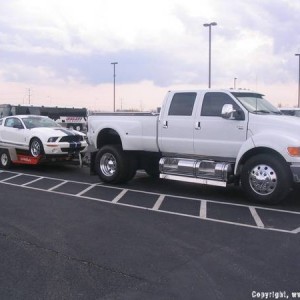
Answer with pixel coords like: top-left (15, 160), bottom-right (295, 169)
top-left (248, 114), bottom-right (300, 136)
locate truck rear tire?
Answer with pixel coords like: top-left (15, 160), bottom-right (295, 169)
top-left (241, 154), bottom-right (292, 204)
top-left (94, 145), bottom-right (136, 184)
top-left (0, 150), bottom-right (12, 169)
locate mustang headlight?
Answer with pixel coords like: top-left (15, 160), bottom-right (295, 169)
top-left (48, 137), bottom-right (59, 143)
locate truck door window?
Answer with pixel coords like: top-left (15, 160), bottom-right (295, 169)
top-left (201, 92), bottom-right (239, 116)
top-left (168, 93), bottom-right (196, 116)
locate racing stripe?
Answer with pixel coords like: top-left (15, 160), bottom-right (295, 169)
top-left (55, 128), bottom-right (75, 136)
top-left (69, 142), bottom-right (81, 148)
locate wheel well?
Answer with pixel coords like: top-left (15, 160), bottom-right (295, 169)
top-left (29, 137), bottom-right (41, 145)
top-left (237, 147), bottom-right (288, 175)
top-left (97, 128), bottom-right (122, 149)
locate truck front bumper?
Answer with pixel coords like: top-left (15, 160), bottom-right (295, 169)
top-left (290, 163), bottom-right (300, 183)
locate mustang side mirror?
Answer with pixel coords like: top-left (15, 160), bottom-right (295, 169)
top-left (13, 124), bottom-right (24, 129)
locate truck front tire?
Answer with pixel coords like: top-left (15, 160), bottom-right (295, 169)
top-left (95, 145), bottom-right (137, 184)
top-left (241, 154), bottom-right (292, 204)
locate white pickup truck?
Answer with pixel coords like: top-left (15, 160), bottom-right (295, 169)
top-left (87, 89), bottom-right (300, 204)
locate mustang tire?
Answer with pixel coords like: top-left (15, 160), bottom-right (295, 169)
top-left (30, 138), bottom-right (44, 157)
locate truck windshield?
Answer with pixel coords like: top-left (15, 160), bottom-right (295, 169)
top-left (231, 92), bottom-right (282, 115)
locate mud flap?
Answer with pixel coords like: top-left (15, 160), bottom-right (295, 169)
top-left (90, 151), bottom-right (97, 175)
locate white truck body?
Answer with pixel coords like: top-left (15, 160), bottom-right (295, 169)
top-left (87, 89), bottom-right (300, 204)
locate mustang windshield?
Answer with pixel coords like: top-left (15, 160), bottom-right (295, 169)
top-left (22, 117), bottom-right (60, 129)
top-left (231, 92), bottom-right (282, 115)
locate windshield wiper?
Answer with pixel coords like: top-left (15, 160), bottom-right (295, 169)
top-left (271, 111), bottom-right (282, 115)
top-left (252, 110), bottom-right (271, 114)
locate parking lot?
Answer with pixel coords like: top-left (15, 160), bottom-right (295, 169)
top-left (0, 163), bottom-right (300, 299)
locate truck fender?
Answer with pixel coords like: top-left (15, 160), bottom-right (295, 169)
top-left (234, 137), bottom-right (255, 174)
top-left (235, 131), bottom-right (294, 174)
top-left (95, 121), bottom-right (143, 150)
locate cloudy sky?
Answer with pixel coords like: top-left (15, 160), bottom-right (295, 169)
top-left (0, 0), bottom-right (299, 111)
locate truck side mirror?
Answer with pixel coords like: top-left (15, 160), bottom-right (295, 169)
top-left (221, 104), bottom-right (245, 120)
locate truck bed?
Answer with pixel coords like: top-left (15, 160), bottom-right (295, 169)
top-left (87, 113), bottom-right (159, 152)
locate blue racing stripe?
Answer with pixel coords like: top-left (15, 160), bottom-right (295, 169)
top-left (55, 128), bottom-right (75, 136)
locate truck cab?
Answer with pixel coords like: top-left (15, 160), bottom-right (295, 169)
top-left (158, 90), bottom-right (247, 158)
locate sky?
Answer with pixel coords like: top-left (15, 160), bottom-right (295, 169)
top-left (0, 0), bottom-right (300, 111)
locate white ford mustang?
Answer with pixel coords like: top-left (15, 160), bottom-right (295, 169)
top-left (0, 115), bottom-right (88, 157)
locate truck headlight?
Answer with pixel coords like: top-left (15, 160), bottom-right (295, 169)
top-left (48, 137), bottom-right (59, 142)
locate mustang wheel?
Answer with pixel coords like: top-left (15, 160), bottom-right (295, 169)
top-left (30, 138), bottom-right (44, 157)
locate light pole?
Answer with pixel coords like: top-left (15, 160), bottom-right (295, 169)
top-left (203, 22), bottom-right (217, 88)
top-left (296, 54), bottom-right (300, 108)
top-left (234, 77), bottom-right (237, 89)
top-left (111, 62), bottom-right (118, 112)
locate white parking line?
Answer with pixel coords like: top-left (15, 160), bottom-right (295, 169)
top-left (22, 177), bottom-right (44, 186)
top-left (48, 181), bottom-right (67, 191)
top-left (199, 200), bottom-right (207, 219)
top-left (153, 195), bottom-right (165, 210)
top-left (0, 173), bottom-right (23, 182)
top-left (292, 227), bottom-right (300, 234)
top-left (249, 206), bottom-right (264, 228)
top-left (76, 183), bottom-right (98, 196)
top-left (112, 189), bottom-right (128, 203)
top-left (0, 170), bottom-right (299, 234)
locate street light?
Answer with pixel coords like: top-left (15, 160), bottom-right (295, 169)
top-left (203, 22), bottom-right (217, 88)
top-left (296, 54), bottom-right (300, 108)
top-left (111, 62), bottom-right (118, 112)
top-left (234, 77), bottom-right (237, 89)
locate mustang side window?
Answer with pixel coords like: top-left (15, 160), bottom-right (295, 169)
top-left (4, 118), bottom-right (15, 127)
top-left (168, 92), bottom-right (197, 116)
top-left (4, 117), bottom-right (23, 128)
top-left (201, 92), bottom-right (240, 116)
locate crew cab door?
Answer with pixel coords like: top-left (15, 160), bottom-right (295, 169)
top-left (194, 92), bottom-right (248, 159)
top-left (158, 92), bottom-right (197, 155)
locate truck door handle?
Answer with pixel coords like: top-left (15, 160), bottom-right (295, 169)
top-left (195, 121), bottom-right (201, 130)
top-left (163, 120), bottom-right (168, 128)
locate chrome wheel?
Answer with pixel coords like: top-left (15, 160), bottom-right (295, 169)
top-left (249, 164), bottom-right (277, 195)
top-left (30, 139), bottom-right (42, 157)
top-left (1, 153), bottom-right (9, 166)
top-left (100, 153), bottom-right (117, 177)
top-left (0, 150), bottom-right (12, 169)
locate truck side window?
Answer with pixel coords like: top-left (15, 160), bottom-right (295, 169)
top-left (168, 92), bottom-right (196, 116)
top-left (201, 92), bottom-right (239, 117)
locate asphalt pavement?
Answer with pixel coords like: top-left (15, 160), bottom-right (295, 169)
top-left (0, 164), bottom-right (299, 299)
